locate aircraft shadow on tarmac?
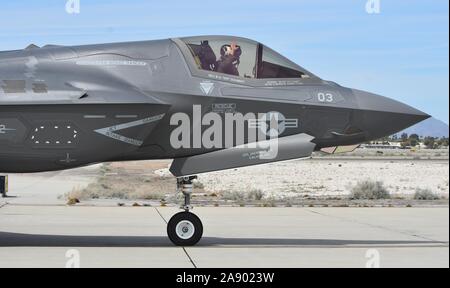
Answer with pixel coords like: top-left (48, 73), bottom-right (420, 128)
top-left (0, 232), bottom-right (446, 248)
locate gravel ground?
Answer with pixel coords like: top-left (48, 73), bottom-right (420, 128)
top-left (197, 158), bottom-right (449, 199)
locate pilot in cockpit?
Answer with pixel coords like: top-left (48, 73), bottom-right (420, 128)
top-left (215, 42), bottom-right (241, 76)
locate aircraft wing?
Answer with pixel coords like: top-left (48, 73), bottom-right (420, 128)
top-left (170, 133), bottom-right (316, 177)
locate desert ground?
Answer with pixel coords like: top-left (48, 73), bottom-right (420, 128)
top-left (3, 148), bottom-right (448, 207)
top-left (31, 148), bottom-right (447, 208)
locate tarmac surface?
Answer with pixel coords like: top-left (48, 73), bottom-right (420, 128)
top-left (0, 169), bottom-right (448, 268)
top-left (0, 203), bottom-right (448, 268)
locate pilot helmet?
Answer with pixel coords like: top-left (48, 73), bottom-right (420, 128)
top-left (220, 44), bottom-right (242, 58)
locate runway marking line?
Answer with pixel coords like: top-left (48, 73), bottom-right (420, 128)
top-left (305, 208), bottom-right (448, 245)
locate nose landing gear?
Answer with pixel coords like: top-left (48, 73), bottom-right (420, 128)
top-left (167, 176), bottom-right (203, 246)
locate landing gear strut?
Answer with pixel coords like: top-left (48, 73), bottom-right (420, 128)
top-left (167, 176), bottom-right (203, 246)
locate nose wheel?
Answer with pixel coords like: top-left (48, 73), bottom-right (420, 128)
top-left (167, 211), bottom-right (203, 246)
top-left (167, 176), bottom-right (203, 246)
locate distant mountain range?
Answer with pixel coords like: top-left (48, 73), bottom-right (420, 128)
top-left (395, 117), bottom-right (449, 138)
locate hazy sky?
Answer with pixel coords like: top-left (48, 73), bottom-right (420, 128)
top-left (0, 0), bottom-right (448, 124)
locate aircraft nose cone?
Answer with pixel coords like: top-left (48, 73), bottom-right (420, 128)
top-left (353, 89), bottom-right (430, 118)
top-left (352, 89), bottom-right (431, 139)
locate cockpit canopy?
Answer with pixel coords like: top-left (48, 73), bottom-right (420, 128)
top-left (180, 36), bottom-right (313, 80)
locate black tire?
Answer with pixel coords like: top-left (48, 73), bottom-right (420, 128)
top-left (167, 212), bottom-right (203, 246)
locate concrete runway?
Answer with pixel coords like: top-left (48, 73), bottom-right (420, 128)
top-left (0, 204), bottom-right (448, 268)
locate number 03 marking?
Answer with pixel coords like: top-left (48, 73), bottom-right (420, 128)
top-left (318, 92), bottom-right (334, 103)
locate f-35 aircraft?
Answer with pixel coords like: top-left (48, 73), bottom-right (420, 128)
top-left (0, 36), bottom-right (429, 245)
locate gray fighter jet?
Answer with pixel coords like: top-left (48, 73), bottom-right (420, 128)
top-left (0, 36), bottom-right (429, 245)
